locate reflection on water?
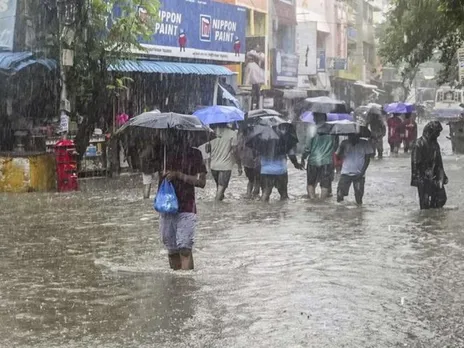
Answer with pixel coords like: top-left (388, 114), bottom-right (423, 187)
top-left (0, 143), bottom-right (463, 347)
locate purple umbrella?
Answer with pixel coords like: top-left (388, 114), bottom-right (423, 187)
top-left (300, 112), bottom-right (353, 124)
top-left (384, 102), bottom-right (415, 114)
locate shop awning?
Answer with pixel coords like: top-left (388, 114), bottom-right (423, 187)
top-left (273, 0), bottom-right (297, 26)
top-left (108, 60), bottom-right (234, 76)
top-left (0, 52), bottom-right (56, 75)
top-left (296, 9), bottom-right (330, 33)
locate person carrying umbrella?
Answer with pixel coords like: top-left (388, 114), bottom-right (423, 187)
top-left (366, 109), bottom-right (386, 159)
top-left (194, 106), bottom-right (244, 201)
top-left (387, 113), bottom-right (403, 155)
top-left (411, 121), bottom-right (448, 210)
top-left (117, 112), bottom-right (212, 270)
top-left (300, 112), bottom-right (336, 200)
top-left (207, 123), bottom-right (242, 201)
top-left (334, 129), bottom-right (374, 205)
top-left (244, 115), bottom-right (303, 201)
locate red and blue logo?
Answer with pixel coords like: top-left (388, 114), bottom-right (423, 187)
top-left (200, 15), bottom-right (212, 42)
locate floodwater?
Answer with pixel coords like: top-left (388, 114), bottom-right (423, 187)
top-left (1, 128), bottom-right (463, 348)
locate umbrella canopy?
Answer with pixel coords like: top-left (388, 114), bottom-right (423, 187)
top-left (300, 112), bottom-right (353, 123)
top-left (247, 109), bottom-right (282, 118)
top-left (193, 105), bottom-right (245, 125)
top-left (354, 105), bottom-right (382, 125)
top-left (116, 111), bottom-right (215, 148)
top-left (317, 120), bottom-right (372, 137)
top-left (244, 116), bottom-right (298, 156)
top-left (384, 102), bottom-right (415, 114)
top-left (296, 96), bottom-right (348, 115)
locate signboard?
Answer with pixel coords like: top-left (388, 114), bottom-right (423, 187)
top-left (295, 21), bottom-right (317, 76)
top-left (458, 47), bottom-right (464, 83)
top-left (114, 0), bottom-right (247, 62)
top-left (326, 57), bottom-right (347, 71)
top-left (271, 49), bottom-right (298, 87)
top-left (0, 0), bottom-right (17, 50)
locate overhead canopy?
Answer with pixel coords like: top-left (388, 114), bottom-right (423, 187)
top-left (0, 52), bottom-right (56, 75)
top-left (108, 60), bottom-right (234, 76)
top-left (275, 88), bottom-right (308, 99)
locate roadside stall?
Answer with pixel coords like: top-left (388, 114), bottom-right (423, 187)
top-left (0, 52), bottom-right (58, 192)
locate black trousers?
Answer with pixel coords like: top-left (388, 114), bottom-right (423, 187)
top-left (417, 181), bottom-right (447, 210)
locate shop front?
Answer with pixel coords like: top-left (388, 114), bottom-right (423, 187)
top-left (0, 51), bottom-right (58, 192)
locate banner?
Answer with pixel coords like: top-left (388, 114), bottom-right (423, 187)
top-left (296, 21), bottom-right (317, 76)
top-left (114, 0), bottom-right (247, 63)
top-left (458, 47), bottom-right (464, 83)
top-left (271, 49), bottom-right (298, 87)
top-left (0, 0), bottom-right (17, 50)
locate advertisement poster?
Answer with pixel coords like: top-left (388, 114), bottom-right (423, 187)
top-left (114, 0), bottom-right (247, 62)
top-left (272, 49), bottom-right (298, 87)
top-left (0, 0), bottom-right (17, 50)
top-left (296, 21), bottom-right (317, 77)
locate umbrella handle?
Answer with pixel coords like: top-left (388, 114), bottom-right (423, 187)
top-left (164, 145), bottom-right (166, 173)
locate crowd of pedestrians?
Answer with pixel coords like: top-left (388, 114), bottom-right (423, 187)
top-left (139, 110), bottom-right (447, 271)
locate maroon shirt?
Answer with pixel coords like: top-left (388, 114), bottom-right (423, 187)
top-left (158, 147), bottom-right (206, 214)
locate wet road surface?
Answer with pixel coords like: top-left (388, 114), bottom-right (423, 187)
top-left (1, 129), bottom-right (463, 347)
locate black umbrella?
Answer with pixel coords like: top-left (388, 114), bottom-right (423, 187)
top-left (247, 109), bottom-right (282, 119)
top-left (296, 96), bottom-right (348, 115)
top-left (244, 116), bottom-right (298, 156)
top-left (116, 111), bottom-right (215, 147)
top-left (317, 120), bottom-right (372, 137)
top-left (354, 105), bottom-right (382, 125)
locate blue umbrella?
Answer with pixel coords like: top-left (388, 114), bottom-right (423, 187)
top-left (193, 105), bottom-right (245, 125)
top-left (300, 112), bottom-right (353, 123)
top-left (384, 102), bottom-right (415, 114)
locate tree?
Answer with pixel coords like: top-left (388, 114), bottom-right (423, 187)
top-left (378, 0), bottom-right (462, 90)
top-left (55, 0), bottom-right (159, 158)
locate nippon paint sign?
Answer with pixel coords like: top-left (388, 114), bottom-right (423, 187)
top-left (0, 0), bottom-right (17, 50)
top-left (114, 0), bottom-right (247, 62)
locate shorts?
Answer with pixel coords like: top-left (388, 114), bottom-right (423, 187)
top-left (337, 174), bottom-right (365, 204)
top-left (261, 173), bottom-right (288, 192)
top-left (244, 167), bottom-right (260, 182)
top-left (211, 170), bottom-right (232, 188)
top-left (307, 164), bottom-right (333, 189)
top-left (159, 213), bottom-right (196, 254)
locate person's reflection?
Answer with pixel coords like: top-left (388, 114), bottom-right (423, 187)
top-left (129, 273), bottom-right (198, 340)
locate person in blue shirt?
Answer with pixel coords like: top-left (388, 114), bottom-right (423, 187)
top-left (336, 133), bottom-right (374, 205)
top-left (260, 149), bottom-right (303, 202)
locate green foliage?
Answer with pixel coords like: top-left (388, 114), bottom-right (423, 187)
top-left (378, 0), bottom-right (463, 85)
top-left (56, 0), bottom-right (159, 156)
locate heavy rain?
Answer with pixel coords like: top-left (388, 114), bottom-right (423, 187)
top-left (1, 0), bottom-right (464, 347)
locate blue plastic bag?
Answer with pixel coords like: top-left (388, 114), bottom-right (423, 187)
top-left (154, 179), bottom-right (179, 214)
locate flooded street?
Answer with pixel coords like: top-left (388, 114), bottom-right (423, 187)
top-left (1, 129), bottom-right (463, 348)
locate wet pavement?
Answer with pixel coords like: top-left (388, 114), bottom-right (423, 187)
top-left (1, 127), bottom-right (464, 347)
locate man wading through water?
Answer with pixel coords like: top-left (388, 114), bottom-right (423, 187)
top-left (300, 112), bottom-right (335, 199)
top-left (260, 149), bottom-right (303, 202)
top-left (336, 133), bottom-right (374, 205)
top-left (207, 123), bottom-right (242, 201)
top-left (157, 132), bottom-right (207, 270)
top-left (411, 121), bottom-right (448, 210)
